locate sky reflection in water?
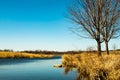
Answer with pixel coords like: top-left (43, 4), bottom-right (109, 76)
top-left (0, 58), bottom-right (77, 80)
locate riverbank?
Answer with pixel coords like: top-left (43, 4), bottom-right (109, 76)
top-left (62, 52), bottom-right (120, 80)
top-left (0, 52), bottom-right (54, 58)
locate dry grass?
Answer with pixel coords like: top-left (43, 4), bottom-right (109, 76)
top-left (62, 51), bottom-right (120, 80)
top-left (0, 52), bottom-right (54, 58)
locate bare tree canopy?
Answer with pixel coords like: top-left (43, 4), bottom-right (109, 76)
top-left (100, 0), bottom-right (120, 40)
top-left (68, 0), bottom-right (120, 56)
top-left (100, 0), bottom-right (120, 54)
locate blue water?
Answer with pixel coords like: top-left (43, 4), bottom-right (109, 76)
top-left (0, 57), bottom-right (77, 80)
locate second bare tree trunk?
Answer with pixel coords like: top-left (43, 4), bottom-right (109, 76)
top-left (97, 41), bottom-right (101, 56)
top-left (105, 41), bottom-right (109, 55)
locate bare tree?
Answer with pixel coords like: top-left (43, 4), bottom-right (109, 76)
top-left (86, 46), bottom-right (96, 53)
top-left (112, 43), bottom-right (117, 51)
top-left (68, 0), bottom-right (105, 56)
top-left (101, 0), bottom-right (120, 55)
top-left (68, 0), bottom-right (120, 56)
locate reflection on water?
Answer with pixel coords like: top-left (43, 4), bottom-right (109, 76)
top-left (0, 56), bottom-right (77, 80)
top-left (0, 56), bottom-right (61, 65)
top-left (64, 66), bottom-right (73, 75)
top-left (63, 66), bottom-right (89, 80)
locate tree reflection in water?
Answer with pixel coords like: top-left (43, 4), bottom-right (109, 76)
top-left (63, 66), bottom-right (73, 75)
top-left (63, 66), bottom-right (90, 80)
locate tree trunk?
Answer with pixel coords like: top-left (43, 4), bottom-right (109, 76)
top-left (105, 41), bottom-right (109, 55)
top-left (97, 41), bottom-right (102, 56)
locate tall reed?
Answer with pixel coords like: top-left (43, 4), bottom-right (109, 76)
top-left (62, 52), bottom-right (120, 80)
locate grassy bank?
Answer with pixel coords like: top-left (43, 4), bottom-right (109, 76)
top-left (0, 52), bottom-right (54, 58)
top-left (62, 52), bottom-right (120, 80)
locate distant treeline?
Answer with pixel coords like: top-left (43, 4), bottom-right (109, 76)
top-left (0, 49), bottom-right (13, 52)
top-left (22, 50), bottom-right (82, 55)
top-left (0, 49), bottom-right (120, 54)
top-left (0, 49), bottom-right (82, 54)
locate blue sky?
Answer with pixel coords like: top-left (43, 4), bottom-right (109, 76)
top-left (0, 0), bottom-right (119, 51)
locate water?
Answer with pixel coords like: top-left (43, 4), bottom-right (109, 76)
top-left (0, 57), bottom-right (77, 80)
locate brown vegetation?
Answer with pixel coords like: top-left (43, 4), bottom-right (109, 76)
top-left (62, 52), bottom-right (120, 80)
top-left (0, 52), bottom-right (54, 58)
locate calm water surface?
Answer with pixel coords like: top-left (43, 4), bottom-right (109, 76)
top-left (0, 57), bottom-right (77, 80)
